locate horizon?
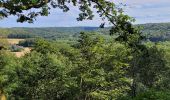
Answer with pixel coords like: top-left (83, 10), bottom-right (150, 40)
top-left (1, 22), bottom-right (169, 28)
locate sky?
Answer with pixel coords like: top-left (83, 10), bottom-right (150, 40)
top-left (0, 0), bottom-right (170, 27)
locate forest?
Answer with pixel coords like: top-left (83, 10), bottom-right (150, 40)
top-left (0, 0), bottom-right (170, 100)
top-left (1, 29), bottom-right (170, 99)
top-left (1, 22), bottom-right (170, 41)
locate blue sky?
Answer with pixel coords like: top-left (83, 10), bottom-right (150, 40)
top-left (0, 0), bottom-right (170, 27)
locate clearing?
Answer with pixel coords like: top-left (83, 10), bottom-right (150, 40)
top-left (7, 39), bottom-right (25, 44)
top-left (7, 39), bottom-right (31, 57)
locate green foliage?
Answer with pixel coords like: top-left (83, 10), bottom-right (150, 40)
top-left (0, 38), bottom-right (9, 50)
top-left (135, 90), bottom-right (170, 100)
top-left (0, 0), bottom-right (124, 26)
top-left (0, 51), bottom-right (20, 98)
top-left (1, 22), bottom-right (170, 41)
top-left (121, 90), bottom-right (170, 100)
top-left (1, 0), bottom-right (169, 99)
top-left (0, 32), bottom-right (169, 99)
top-left (137, 45), bottom-right (167, 88)
top-left (139, 23), bottom-right (170, 42)
top-left (0, 27), bottom-right (100, 40)
top-left (33, 38), bottom-right (58, 54)
top-left (14, 51), bottom-right (73, 99)
top-left (18, 38), bottom-right (35, 47)
top-left (64, 32), bottom-right (131, 99)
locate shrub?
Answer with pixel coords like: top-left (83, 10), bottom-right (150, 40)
top-left (10, 45), bottom-right (23, 52)
top-left (18, 39), bottom-right (35, 47)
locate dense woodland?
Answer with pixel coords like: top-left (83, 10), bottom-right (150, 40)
top-left (1, 0), bottom-right (170, 99)
top-left (1, 28), bottom-right (170, 99)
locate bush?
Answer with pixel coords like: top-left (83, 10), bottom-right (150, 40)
top-left (10, 45), bottom-right (23, 52)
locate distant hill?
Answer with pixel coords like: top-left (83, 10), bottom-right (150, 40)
top-left (0, 27), bottom-right (101, 40)
top-left (139, 23), bottom-right (170, 42)
top-left (1, 23), bottom-right (170, 41)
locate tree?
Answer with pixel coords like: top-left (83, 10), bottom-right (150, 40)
top-left (14, 50), bottom-right (74, 99)
top-left (0, 50), bottom-right (20, 99)
top-left (61, 32), bottom-right (131, 99)
top-left (0, 38), bottom-right (9, 50)
top-left (138, 45), bottom-right (167, 88)
top-left (2, 0), bottom-right (162, 99)
top-left (33, 38), bottom-right (58, 54)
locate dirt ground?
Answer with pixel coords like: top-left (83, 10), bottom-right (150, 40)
top-left (14, 47), bottom-right (31, 57)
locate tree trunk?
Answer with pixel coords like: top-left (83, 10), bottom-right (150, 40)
top-left (131, 78), bottom-right (137, 98)
top-left (0, 89), bottom-right (6, 100)
top-left (0, 94), bottom-right (6, 100)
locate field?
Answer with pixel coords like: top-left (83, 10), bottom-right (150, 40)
top-left (7, 39), bottom-right (25, 45)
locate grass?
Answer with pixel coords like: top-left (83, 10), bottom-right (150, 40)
top-left (7, 39), bottom-right (25, 45)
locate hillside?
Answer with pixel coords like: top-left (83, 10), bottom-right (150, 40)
top-left (1, 23), bottom-right (170, 41)
top-left (139, 23), bottom-right (170, 41)
top-left (0, 27), bottom-right (100, 40)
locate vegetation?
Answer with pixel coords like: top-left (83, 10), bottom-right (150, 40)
top-left (0, 38), bottom-right (9, 50)
top-left (0, 0), bottom-right (170, 99)
top-left (0, 32), bottom-right (169, 99)
top-left (10, 45), bottom-right (23, 52)
top-left (2, 22), bottom-right (170, 41)
top-left (18, 39), bottom-right (35, 47)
